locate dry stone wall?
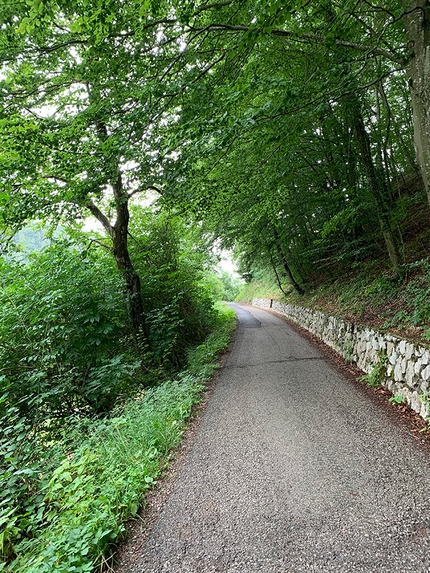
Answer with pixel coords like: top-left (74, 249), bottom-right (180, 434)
top-left (252, 298), bottom-right (430, 420)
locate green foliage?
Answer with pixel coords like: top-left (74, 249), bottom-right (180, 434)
top-left (1, 0), bottom-right (430, 568)
top-left (235, 273), bottom-right (280, 303)
top-left (0, 392), bottom-right (57, 566)
top-left (403, 260), bottom-right (430, 326)
top-left (6, 376), bottom-right (202, 573)
top-left (343, 339), bottom-right (354, 363)
top-left (1, 0), bottom-right (429, 311)
top-left (187, 302), bottom-right (236, 378)
top-left (0, 239), bottom-right (139, 569)
top-left (201, 273), bottom-right (224, 302)
top-left (418, 393), bottom-right (430, 424)
top-left (380, 259), bottom-right (430, 330)
top-left (217, 271), bottom-right (242, 302)
top-left (362, 274), bottom-right (402, 300)
top-left (0, 205), bottom-right (232, 568)
top-left (129, 207), bottom-right (218, 365)
top-left (2, 302), bottom-right (235, 573)
top-left (359, 354), bottom-right (388, 387)
top-left (389, 394), bottom-right (403, 405)
top-left (0, 241), bottom-right (136, 419)
top-left (159, 1), bottom-right (424, 291)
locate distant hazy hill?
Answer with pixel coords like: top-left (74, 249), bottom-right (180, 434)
top-left (13, 226), bottom-right (50, 253)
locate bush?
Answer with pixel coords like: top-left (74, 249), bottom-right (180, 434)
top-left (129, 208), bottom-right (219, 365)
top-left (2, 303), bottom-right (236, 573)
top-left (0, 243), bottom-right (137, 420)
top-left (0, 241), bottom-right (141, 568)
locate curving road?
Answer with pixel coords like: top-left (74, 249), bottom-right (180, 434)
top-left (118, 304), bottom-right (430, 572)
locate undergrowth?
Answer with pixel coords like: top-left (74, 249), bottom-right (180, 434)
top-left (1, 303), bottom-right (236, 573)
top-left (236, 279), bottom-right (281, 303)
top-left (359, 354), bottom-right (388, 388)
top-left (250, 257), bottom-right (430, 346)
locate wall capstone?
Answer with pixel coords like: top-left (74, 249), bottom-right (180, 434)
top-left (252, 298), bottom-right (430, 421)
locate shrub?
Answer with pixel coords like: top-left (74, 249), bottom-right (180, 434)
top-left (3, 303), bottom-right (236, 573)
top-left (0, 243), bottom-right (137, 419)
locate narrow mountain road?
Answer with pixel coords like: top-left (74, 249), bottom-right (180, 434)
top-left (117, 304), bottom-right (430, 572)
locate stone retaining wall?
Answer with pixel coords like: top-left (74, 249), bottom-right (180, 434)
top-left (252, 298), bottom-right (430, 420)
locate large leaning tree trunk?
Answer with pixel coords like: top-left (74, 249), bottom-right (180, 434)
top-left (86, 173), bottom-right (150, 347)
top-left (403, 0), bottom-right (430, 205)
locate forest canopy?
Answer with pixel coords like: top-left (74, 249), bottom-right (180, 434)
top-left (1, 1), bottom-right (430, 570)
top-left (1, 0), bottom-right (429, 294)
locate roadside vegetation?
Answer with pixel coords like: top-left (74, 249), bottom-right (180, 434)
top-left (2, 1), bottom-right (430, 570)
top-left (235, 171), bottom-right (430, 347)
top-left (237, 242), bottom-right (430, 348)
top-left (0, 218), bottom-right (236, 572)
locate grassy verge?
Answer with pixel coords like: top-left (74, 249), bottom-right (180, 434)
top-left (236, 280), bottom-right (280, 303)
top-left (2, 303), bottom-right (236, 573)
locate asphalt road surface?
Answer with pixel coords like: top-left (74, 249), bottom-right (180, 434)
top-left (119, 304), bottom-right (430, 572)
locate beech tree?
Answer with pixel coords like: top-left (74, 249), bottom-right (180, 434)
top-left (1, 0), bottom-right (186, 341)
top-left (190, 0), bottom-right (430, 203)
top-left (158, 0), bottom-right (428, 286)
top-left (0, 0), bottom-right (252, 335)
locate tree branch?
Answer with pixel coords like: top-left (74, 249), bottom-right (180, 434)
top-left (128, 184), bottom-right (163, 198)
top-left (148, 185), bottom-right (163, 195)
top-left (193, 1), bottom-right (234, 17)
top-left (257, 65), bottom-right (400, 124)
top-left (86, 238), bottom-right (113, 252)
top-left (86, 201), bottom-right (113, 236)
top-left (188, 24), bottom-right (406, 66)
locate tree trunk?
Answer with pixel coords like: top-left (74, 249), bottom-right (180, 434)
top-left (112, 219), bottom-right (150, 344)
top-left (403, 0), bottom-right (430, 205)
top-left (111, 182), bottom-right (150, 345)
top-left (86, 177), bottom-right (150, 346)
top-left (348, 97), bottom-right (402, 271)
top-left (273, 228), bottom-right (305, 295)
top-left (270, 255), bottom-right (290, 297)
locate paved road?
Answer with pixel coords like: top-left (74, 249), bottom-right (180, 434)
top-left (120, 304), bottom-right (430, 572)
